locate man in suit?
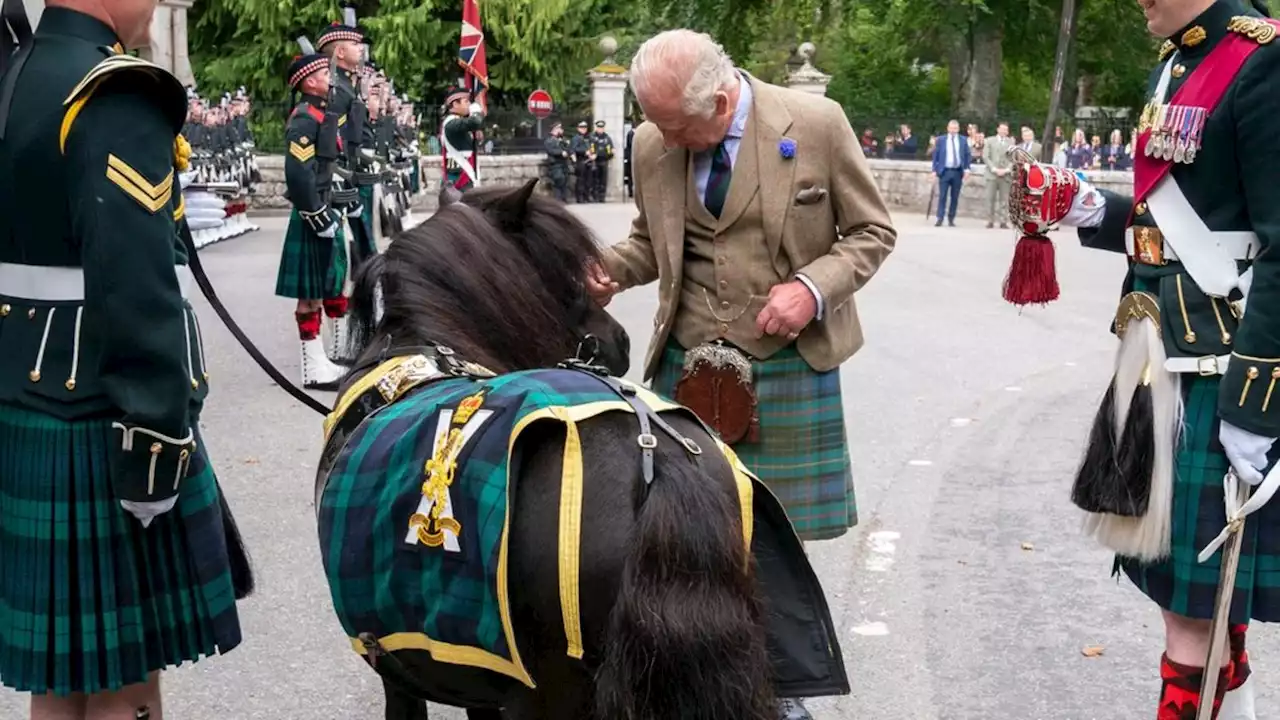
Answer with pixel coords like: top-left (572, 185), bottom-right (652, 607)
top-left (585, 32), bottom-right (895, 716)
top-left (931, 118), bottom-right (970, 226)
top-left (983, 121), bottom-right (1016, 229)
top-left (1017, 125), bottom-right (1044, 160)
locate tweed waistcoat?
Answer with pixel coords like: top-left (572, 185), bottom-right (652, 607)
top-left (672, 153), bottom-right (790, 359)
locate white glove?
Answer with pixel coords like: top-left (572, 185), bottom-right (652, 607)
top-left (468, 102), bottom-right (482, 116)
top-left (1220, 420), bottom-right (1277, 486)
top-left (346, 203), bottom-right (364, 218)
top-left (1061, 176), bottom-right (1107, 229)
top-left (316, 220), bottom-right (338, 238)
top-left (120, 496), bottom-right (179, 528)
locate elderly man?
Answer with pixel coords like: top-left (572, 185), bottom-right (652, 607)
top-left (588, 30), bottom-right (893, 705)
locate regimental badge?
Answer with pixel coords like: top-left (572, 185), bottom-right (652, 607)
top-left (300, 136), bottom-right (310, 146)
top-left (1159, 39), bottom-right (1176, 60)
top-left (404, 396), bottom-right (495, 552)
top-left (1181, 26), bottom-right (1207, 47)
top-left (453, 389), bottom-right (487, 425)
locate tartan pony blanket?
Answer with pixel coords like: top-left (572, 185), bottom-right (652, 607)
top-left (315, 353), bottom-right (850, 705)
top-left (314, 357), bottom-right (755, 693)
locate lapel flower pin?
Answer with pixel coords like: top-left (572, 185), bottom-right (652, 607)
top-left (778, 137), bottom-right (797, 159)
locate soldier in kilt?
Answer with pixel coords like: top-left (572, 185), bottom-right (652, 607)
top-left (1010, 1), bottom-right (1280, 716)
top-left (585, 30), bottom-right (896, 720)
top-left (0, 4), bottom-right (246, 716)
top-left (274, 53), bottom-right (349, 390)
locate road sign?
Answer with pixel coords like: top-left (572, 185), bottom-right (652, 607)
top-left (527, 89), bottom-right (554, 119)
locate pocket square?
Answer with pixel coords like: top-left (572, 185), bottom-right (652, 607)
top-left (794, 187), bottom-right (828, 205)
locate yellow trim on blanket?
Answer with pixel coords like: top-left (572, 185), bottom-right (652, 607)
top-left (718, 439), bottom-right (756, 552)
top-left (350, 632), bottom-right (533, 686)
top-left (555, 407), bottom-right (586, 659)
top-left (324, 355), bottom-right (416, 441)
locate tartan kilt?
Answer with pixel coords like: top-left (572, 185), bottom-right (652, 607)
top-left (651, 340), bottom-right (855, 541)
top-left (274, 210), bottom-right (347, 300)
top-left (1118, 376), bottom-right (1280, 623)
top-left (0, 403), bottom-right (242, 696)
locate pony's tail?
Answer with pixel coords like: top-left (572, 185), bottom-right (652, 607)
top-left (595, 450), bottom-right (774, 720)
top-left (348, 250), bottom-right (388, 361)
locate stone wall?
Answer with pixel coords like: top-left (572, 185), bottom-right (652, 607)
top-left (249, 154), bottom-right (557, 211)
top-left (249, 154), bottom-right (1134, 218)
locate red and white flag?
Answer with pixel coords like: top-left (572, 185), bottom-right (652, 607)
top-left (458, 0), bottom-right (489, 113)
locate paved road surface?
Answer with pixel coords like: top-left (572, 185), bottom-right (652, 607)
top-left (3, 206), bottom-right (1275, 719)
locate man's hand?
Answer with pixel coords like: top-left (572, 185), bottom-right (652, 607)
top-left (586, 261), bottom-right (619, 307)
top-left (756, 280), bottom-right (818, 341)
top-left (1220, 420), bottom-right (1277, 486)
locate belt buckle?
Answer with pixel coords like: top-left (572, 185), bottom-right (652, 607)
top-left (1197, 356), bottom-right (1220, 376)
top-left (1132, 227), bottom-right (1166, 266)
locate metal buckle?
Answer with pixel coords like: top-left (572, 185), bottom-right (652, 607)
top-left (681, 438), bottom-right (703, 455)
top-left (1197, 356), bottom-right (1220, 376)
top-left (637, 433), bottom-right (657, 449)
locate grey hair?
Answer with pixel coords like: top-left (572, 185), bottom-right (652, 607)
top-left (630, 29), bottom-right (738, 119)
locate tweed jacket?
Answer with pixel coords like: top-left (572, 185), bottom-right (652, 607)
top-left (603, 76), bottom-right (897, 380)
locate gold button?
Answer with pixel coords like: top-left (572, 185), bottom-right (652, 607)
top-left (191, 379), bottom-right (199, 390)
top-left (720, 301), bottom-right (730, 310)
top-left (1272, 368), bottom-right (1280, 379)
top-left (1135, 203), bottom-right (1147, 216)
top-left (203, 372), bottom-right (210, 381)
top-left (0, 304), bottom-right (9, 316)
top-left (1185, 331), bottom-right (1197, 343)
top-left (1248, 366), bottom-right (1260, 380)
top-left (1172, 64), bottom-right (1186, 78)
top-left (150, 442), bottom-right (163, 455)
top-left (27, 307), bottom-right (35, 320)
top-left (718, 280), bottom-right (727, 289)
top-left (28, 370), bottom-right (40, 383)
top-left (719, 323), bottom-right (728, 334)
top-left (64, 379), bottom-right (75, 391)
top-left (179, 449), bottom-right (190, 461)
top-left (1222, 332), bottom-right (1232, 344)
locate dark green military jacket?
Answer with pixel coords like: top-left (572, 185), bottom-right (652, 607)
top-left (329, 67), bottom-right (367, 168)
top-left (284, 97), bottom-right (328, 216)
top-left (0, 8), bottom-right (201, 500)
top-left (1079, 0), bottom-right (1280, 437)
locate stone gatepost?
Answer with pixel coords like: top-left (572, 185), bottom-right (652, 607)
top-left (588, 36), bottom-right (628, 202)
top-left (786, 42), bottom-right (831, 96)
top-left (141, 0), bottom-right (197, 87)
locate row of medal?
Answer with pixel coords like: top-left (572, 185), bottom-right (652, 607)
top-left (1139, 102), bottom-right (1208, 164)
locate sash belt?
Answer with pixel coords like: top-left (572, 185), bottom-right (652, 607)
top-left (1124, 227), bottom-right (1260, 266)
top-left (0, 263), bottom-right (193, 302)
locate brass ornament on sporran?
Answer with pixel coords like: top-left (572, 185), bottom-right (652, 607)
top-left (673, 342), bottom-right (760, 445)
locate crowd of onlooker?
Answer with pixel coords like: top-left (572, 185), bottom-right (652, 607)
top-left (860, 121), bottom-right (1137, 172)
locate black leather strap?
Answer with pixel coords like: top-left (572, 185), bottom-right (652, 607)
top-left (179, 221), bottom-right (332, 416)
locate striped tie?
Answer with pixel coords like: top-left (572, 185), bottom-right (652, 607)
top-left (705, 141), bottom-right (732, 219)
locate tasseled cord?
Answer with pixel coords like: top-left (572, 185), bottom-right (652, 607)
top-left (1002, 233), bottom-right (1060, 305)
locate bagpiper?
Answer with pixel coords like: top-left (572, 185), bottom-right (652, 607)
top-left (1006, 0), bottom-right (1278, 717)
top-left (0, 3), bottom-right (246, 715)
top-left (273, 47), bottom-right (349, 390)
top-left (440, 85), bottom-right (484, 191)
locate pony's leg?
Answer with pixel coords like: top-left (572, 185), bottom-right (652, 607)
top-left (382, 678), bottom-right (429, 720)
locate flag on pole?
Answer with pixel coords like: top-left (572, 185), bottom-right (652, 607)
top-left (458, 0), bottom-right (488, 113)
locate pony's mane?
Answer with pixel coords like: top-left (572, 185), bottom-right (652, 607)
top-left (348, 182), bottom-right (605, 374)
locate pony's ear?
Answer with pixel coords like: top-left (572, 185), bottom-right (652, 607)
top-left (493, 178), bottom-right (538, 229)
top-left (439, 186), bottom-right (463, 207)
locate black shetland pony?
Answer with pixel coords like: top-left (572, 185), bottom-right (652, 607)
top-left (341, 180), bottom-right (776, 720)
